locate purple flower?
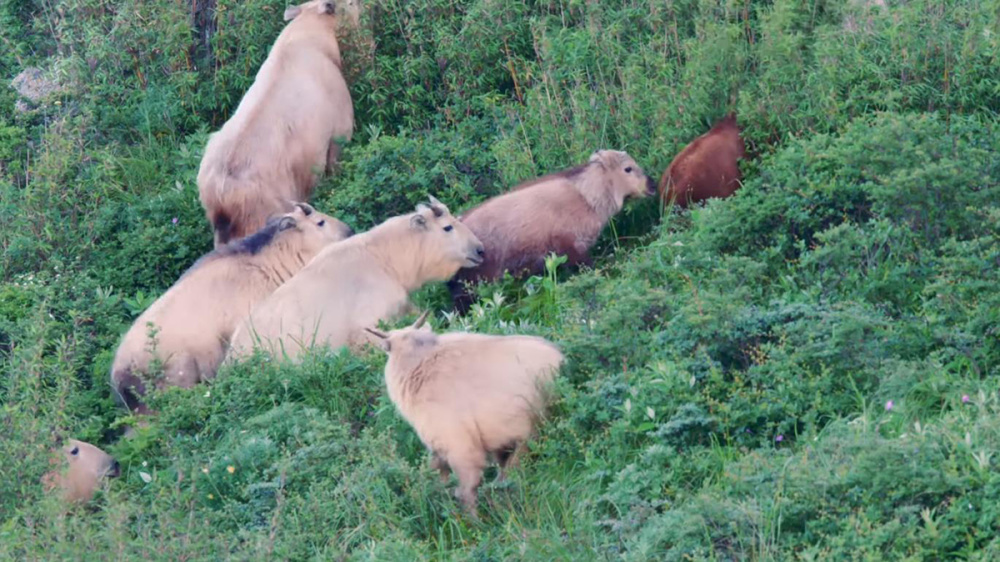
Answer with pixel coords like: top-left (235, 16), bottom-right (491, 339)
top-left (172, 217), bottom-right (178, 225)
top-left (962, 395), bottom-right (970, 404)
top-left (775, 434), bottom-right (784, 442)
top-left (885, 400), bottom-right (894, 411)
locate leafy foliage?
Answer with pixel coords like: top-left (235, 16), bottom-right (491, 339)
top-left (2, 0), bottom-right (1000, 558)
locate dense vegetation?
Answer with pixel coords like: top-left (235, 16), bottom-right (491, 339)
top-left (2, 0), bottom-right (999, 558)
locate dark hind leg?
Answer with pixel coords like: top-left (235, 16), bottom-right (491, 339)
top-left (430, 452), bottom-right (451, 483)
top-left (494, 441), bottom-right (524, 483)
top-left (448, 278), bottom-right (477, 316)
top-left (325, 141), bottom-right (342, 175)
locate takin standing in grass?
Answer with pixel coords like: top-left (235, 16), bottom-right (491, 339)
top-left (365, 312), bottom-right (564, 516)
top-left (197, 0), bottom-right (359, 247)
top-left (41, 439), bottom-right (120, 504)
top-left (227, 197), bottom-right (485, 361)
top-left (111, 204), bottom-right (353, 413)
top-left (658, 113), bottom-right (747, 208)
top-left (448, 149), bottom-right (656, 313)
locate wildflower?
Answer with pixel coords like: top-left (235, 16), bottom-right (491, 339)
top-left (204, 390), bottom-right (211, 398)
top-left (962, 394), bottom-right (970, 403)
top-left (142, 461), bottom-right (147, 467)
top-left (227, 465), bottom-right (235, 474)
top-left (885, 400), bottom-right (894, 411)
top-left (775, 434), bottom-right (784, 442)
top-left (208, 493), bottom-right (214, 500)
top-left (201, 467), bottom-right (209, 474)
top-left (172, 217), bottom-right (179, 225)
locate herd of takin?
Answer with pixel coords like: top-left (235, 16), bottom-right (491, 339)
top-left (45, 0), bottom-right (746, 516)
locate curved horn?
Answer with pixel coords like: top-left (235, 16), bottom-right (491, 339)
top-left (364, 327), bottom-right (388, 339)
top-left (427, 195), bottom-right (446, 217)
top-left (294, 202), bottom-right (315, 216)
top-left (411, 310), bottom-right (431, 329)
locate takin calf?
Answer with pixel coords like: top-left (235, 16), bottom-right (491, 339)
top-left (658, 113), bottom-right (746, 207)
top-left (111, 204), bottom-right (352, 413)
top-left (41, 439), bottom-right (120, 504)
top-left (366, 312), bottom-right (564, 516)
top-left (449, 149), bottom-right (655, 313)
top-left (197, 0), bottom-right (358, 247)
top-left (227, 197), bottom-right (485, 361)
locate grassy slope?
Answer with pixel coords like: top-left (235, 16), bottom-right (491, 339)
top-left (1, 0), bottom-right (1000, 559)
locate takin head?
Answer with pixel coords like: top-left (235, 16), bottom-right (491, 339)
top-left (41, 439), bottom-right (120, 504)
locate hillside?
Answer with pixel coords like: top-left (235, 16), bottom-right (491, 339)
top-left (2, 0), bottom-right (999, 559)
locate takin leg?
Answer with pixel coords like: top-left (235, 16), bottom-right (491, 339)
top-left (493, 441), bottom-right (525, 483)
top-left (449, 449), bottom-right (487, 517)
top-left (430, 451), bottom-right (451, 483)
top-left (325, 141), bottom-right (342, 176)
top-left (447, 278), bottom-right (477, 316)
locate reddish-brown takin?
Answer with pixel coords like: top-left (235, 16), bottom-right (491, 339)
top-left (366, 312), bottom-right (563, 516)
top-left (41, 439), bottom-right (120, 504)
top-left (658, 113), bottom-right (747, 207)
top-left (197, 0), bottom-right (359, 247)
top-left (111, 204), bottom-right (352, 413)
top-left (449, 149), bottom-right (655, 312)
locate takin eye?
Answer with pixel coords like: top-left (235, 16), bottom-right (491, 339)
top-left (443, 225), bottom-right (454, 232)
top-left (624, 166), bottom-right (633, 174)
top-left (317, 220), bottom-right (326, 227)
top-left (70, 447), bottom-right (79, 456)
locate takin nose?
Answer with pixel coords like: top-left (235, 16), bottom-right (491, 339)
top-left (645, 175), bottom-right (657, 195)
top-left (108, 460), bottom-right (121, 478)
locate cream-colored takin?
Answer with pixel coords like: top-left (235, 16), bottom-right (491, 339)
top-left (449, 149), bottom-right (655, 313)
top-left (41, 439), bottom-right (120, 503)
top-left (227, 198), bottom-right (484, 361)
top-left (111, 203), bottom-right (352, 413)
top-left (366, 312), bottom-right (564, 515)
top-left (197, 0), bottom-right (359, 247)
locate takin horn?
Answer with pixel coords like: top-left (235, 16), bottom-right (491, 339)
top-left (411, 310), bottom-right (431, 329)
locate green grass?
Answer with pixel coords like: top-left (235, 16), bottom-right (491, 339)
top-left (2, 0), bottom-right (1000, 559)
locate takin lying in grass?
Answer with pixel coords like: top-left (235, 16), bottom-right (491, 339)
top-left (41, 439), bottom-right (120, 504)
top-left (366, 312), bottom-right (564, 516)
top-left (111, 203), bottom-right (352, 413)
top-left (658, 112), bottom-right (747, 208)
top-left (197, 0), bottom-right (359, 247)
top-left (449, 149), bottom-right (655, 313)
top-left (227, 197), bottom-right (485, 361)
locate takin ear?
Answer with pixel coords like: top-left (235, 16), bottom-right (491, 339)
top-left (277, 216), bottom-right (298, 231)
top-left (588, 151), bottom-right (607, 169)
top-left (283, 5), bottom-right (302, 20)
top-left (364, 328), bottom-right (390, 352)
top-left (410, 212), bottom-right (428, 231)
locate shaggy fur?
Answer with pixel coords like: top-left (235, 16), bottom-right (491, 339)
top-left (111, 204), bottom-right (352, 413)
top-left (367, 314), bottom-right (563, 515)
top-left (197, 0), bottom-right (358, 246)
top-left (658, 113), bottom-right (747, 207)
top-left (449, 149), bottom-right (655, 312)
top-left (227, 198), bottom-right (485, 361)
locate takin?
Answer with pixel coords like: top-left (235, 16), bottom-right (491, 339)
top-left (41, 439), bottom-right (120, 504)
top-left (197, 0), bottom-right (359, 247)
top-left (227, 197), bottom-right (484, 361)
top-left (365, 311), bottom-right (564, 516)
top-left (449, 149), bottom-right (655, 313)
top-left (658, 113), bottom-right (747, 208)
top-left (111, 203), bottom-right (352, 413)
